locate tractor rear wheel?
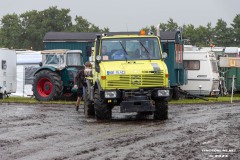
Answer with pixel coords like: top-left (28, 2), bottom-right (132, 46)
top-left (33, 70), bottom-right (63, 101)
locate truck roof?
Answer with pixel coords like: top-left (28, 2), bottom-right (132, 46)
top-left (43, 31), bottom-right (181, 42)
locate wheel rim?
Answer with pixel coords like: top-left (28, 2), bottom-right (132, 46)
top-left (37, 78), bottom-right (53, 97)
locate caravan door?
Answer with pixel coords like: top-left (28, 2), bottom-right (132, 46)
top-left (0, 49), bottom-right (17, 97)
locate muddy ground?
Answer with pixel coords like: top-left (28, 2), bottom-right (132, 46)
top-left (0, 102), bottom-right (239, 160)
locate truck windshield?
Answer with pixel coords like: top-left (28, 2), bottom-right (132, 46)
top-left (101, 37), bottom-right (161, 61)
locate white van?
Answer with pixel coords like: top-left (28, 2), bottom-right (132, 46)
top-left (0, 49), bottom-right (17, 98)
top-left (180, 51), bottom-right (220, 96)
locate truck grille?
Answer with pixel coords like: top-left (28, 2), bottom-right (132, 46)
top-left (106, 72), bottom-right (164, 89)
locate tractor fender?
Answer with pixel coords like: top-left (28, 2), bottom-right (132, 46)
top-left (34, 66), bottom-right (58, 75)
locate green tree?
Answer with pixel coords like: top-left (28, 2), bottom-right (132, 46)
top-left (182, 24), bottom-right (198, 45)
top-left (205, 23), bottom-right (214, 46)
top-left (0, 29), bottom-right (3, 47)
top-left (20, 6), bottom-right (73, 50)
top-left (213, 19), bottom-right (233, 46)
top-left (40, 6), bottom-right (72, 31)
top-left (231, 14), bottom-right (240, 46)
top-left (141, 25), bottom-right (157, 34)
top-left (0, 14), bottom-right (22, 49)
top-left (72, 16), bottom-right (109, 32)
top-left (159, 18), bottom-right (179, 31)
top-left (20, 10), bottom-right (43, 50)
top-left (72, 16), bottom-right (91, 32)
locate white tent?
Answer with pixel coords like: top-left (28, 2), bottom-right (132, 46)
top-left (12, 50), bottom-right (42, 97)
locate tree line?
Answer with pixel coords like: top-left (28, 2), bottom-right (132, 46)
top-left (0, 6), bottom-right (239, 50)
top-left (143, 16), bottom-right (240, 47)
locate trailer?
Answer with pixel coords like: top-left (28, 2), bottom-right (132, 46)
top-left (0, 49), bottom-right (17, 98)
top-left (180, 51), bottom-right (220, 96)
top-left (219, 47), bottom-right (240, 92)
top-left (160, 31), bottom-right (187, 100)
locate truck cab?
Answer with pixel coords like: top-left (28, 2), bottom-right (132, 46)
top-left (84, 32), bottom-right (170, 120)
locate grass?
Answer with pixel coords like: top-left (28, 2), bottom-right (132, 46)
top-left (1, 94), bottom-right (240, 105)
top-left (169, 94), bottom-right (240, 104)
top-left (0, 96), bottom-right (75, 105)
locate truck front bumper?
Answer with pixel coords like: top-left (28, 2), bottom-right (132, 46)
top-left (100, 88), bottom-right (169, 113)
top-left (120, 99), bottom-right (155, 113)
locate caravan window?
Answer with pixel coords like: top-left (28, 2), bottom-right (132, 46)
top-left (2, 60), bottom-right (7, 70)
top-left (183, 60), bottom-right (200, 70)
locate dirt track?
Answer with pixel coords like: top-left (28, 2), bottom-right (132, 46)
top-left (0, 102), bottom-right (239, 160)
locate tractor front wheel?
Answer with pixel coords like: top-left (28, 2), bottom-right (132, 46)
top-left (33, 70), bottom-right (63, 101)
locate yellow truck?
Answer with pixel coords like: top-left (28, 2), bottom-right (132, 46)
top-left (84, 31), bottom-right (170, 120)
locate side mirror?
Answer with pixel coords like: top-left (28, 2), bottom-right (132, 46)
top-left (39, 62), bottom-right (43, 67)
top-left (162, 52), bottom-right (168, 59)
top-left (86, 46), bottom-right (92, 57)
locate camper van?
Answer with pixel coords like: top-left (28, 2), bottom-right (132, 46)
top-left (0, 49), bottom-right (17, 98)
top-left (180, 51), bottom-right (220, 96)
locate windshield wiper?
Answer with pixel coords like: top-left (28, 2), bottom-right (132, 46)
top-left (119, 41), bottom-right (128, 62)
top-left (139, 42), bottom-right (151, 61)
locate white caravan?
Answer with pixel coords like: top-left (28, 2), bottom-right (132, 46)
top-left (180, 51), bottom-right (220, 96)
top-left (0, 49), bottom-right (17, 98)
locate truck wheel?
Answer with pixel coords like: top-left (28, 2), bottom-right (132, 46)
top-left (84, 87), bottom-right (95, 117)
top-left (154, 98), bottom-right (168, 120)
top-left (172, 87), bottom-right (180, 100)
top-left (94, 89), bottom-right (112, 120)
top-left (33, 70), bottom-right (63, 101)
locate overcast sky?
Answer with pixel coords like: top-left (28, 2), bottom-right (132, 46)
top-left (0, 0), bottom-right (239, 31)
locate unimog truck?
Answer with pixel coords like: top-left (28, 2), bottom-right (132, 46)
top-left (84, 31), bottom-right (170, 120)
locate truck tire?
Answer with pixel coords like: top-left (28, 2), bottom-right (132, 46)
top-left (94, 89), bottom-right (112, 120)
top-left (154, 98), bottom-right (168, 120)
top-left (33, 70), bottom-right (63, 101)
top-left (172, 87), bottom-right (180, 100)
top-left (84, 87), bottom-right (95, 117)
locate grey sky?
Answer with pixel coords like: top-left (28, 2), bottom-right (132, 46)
top-left (0, 0), bottom-right (239, 31)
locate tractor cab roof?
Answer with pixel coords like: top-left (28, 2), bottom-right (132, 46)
top-left (41, 49), bottom-right (82, 55)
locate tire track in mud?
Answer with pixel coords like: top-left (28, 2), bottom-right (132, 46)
top-left (0, 103), bottom-right (239, 160)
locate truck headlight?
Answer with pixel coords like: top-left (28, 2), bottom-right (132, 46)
top-left (105, 91), bottom-right (117, 98)
top-left (158, 90), bottom-right (169, 97)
